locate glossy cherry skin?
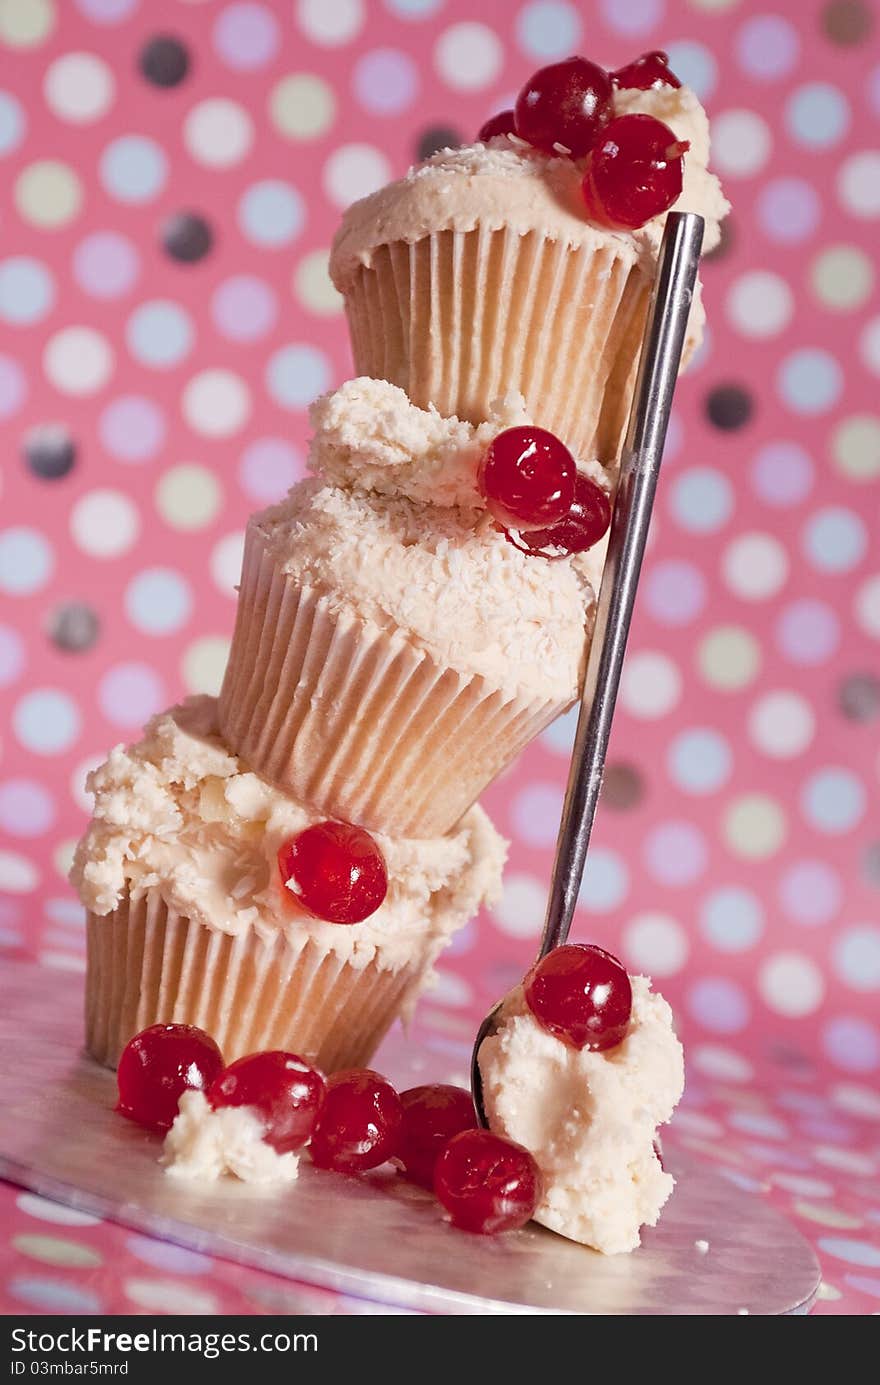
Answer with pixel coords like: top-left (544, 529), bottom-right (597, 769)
top-left (478, 109), bottom-right (516, 142)
top-left (478, 426), bottom-right (576, 532)
top-left (613, 50), bottom-right (681, 91)
top-left (514, 56), bottom-right (613, 156)
top-left (396, 1085), bottom-right (477, 1189)
top-left (308, 1069), bottom-right (403, 1173)
top-left (278, 821), bottom-right (388, 925)
top-left (434, 1129), bottom-right (541, 1234)
top-left (582, 114), bottom-right (688, 230)
top-left (506, 472), bottom-right (612, 559)
top-left (524, 943), bottom-right (632, 1051)
top-left (116, 1023), bottom-right (224, 1133)
top-left (208, 1051), bottom-right (325, 1154)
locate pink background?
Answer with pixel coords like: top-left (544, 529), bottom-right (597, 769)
top-left (1, 0), bottom-right (879, 1315)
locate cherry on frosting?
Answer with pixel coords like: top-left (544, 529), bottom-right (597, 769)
top-left (506, 472), bottom-right (612, 559)
top-left (434, 1129), bottom-right (541, 1234)
top-left (208, 1051), bottom-right (325, 1154)
top-left (396, 1084), bottom-right (477, 1189)
top-left (514, 56), bottom-right (613, 156)
top-left (478, 426), bottom-right (576, 532)
top-left (582, 114), bottom-right (689, 230)
top-left (309, 1069), bottom-right (403, 1173)
top-left (278, 821), bottom-right (388, 925)
top-left (613, 51), bottom-right (682, 91)
top-left (478, 109), bottom-right (517, 142)
top-left (116, 1023), bottom-right (224, 1133)
top-left (524, 943), bottom-right (632, 1052)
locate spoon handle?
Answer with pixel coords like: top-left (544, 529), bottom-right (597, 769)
top-left (538, 211), bottom-right (705, 961)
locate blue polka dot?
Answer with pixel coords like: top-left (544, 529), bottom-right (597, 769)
top-left (100, 135), bottom-right (168, 203)
top-left (13, 689), bottom-right (81, 755)
top-left (578, 847), bottom-right (629, 912)
top-left (665, 41), bottom-right (717, 100)
top-left (516, 2), bottom-right (582, 59)
top-left (670, 467), bottom-right (734, 533)
top-left (384, 0), bottom-right (441, 15)
top-left (688, 978), bottom-right (750, 1034)
top-left (0, 92), bottom-right (25, 155)
top-left (510, 782), bottom-right (563, 847)
top-left (126, 300), bottom-right (194, 369)
top-left (353, 49), bottom-right (419, 115)
top-left (238, 180), bottom-right (304, 247)
top-left (777, 349), bottom-right (843, 414)
top-left (9, 1277), bottom-right (103, 1313)
top-left (823, 1017), bottom-right (880, 1072)
top-left (0, 257), bottom-right (55, 325)
top-left (668, 728), bottom-right (732, 795)
top-left (540, 704), bottom-right (578, 754)
top-left (818, 1238), bottom-right (880, 1269)
top-left (802, 507), bottom-right (867, 574)
top-left (801, 768), bottom-right (866, 835)
top-left (700, 887), bottom-right (764, 952)
top-left (124, 568), bottom-right (193, 635)
top-left (0, 528), bottom-right (54, 595)
top-left (266, 344), bottom-right (331, 410)
top-left (786, 83), bottom-right (850, 148)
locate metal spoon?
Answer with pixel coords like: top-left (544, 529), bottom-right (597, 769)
top-left (471, 210), bottom-right (705, 1125)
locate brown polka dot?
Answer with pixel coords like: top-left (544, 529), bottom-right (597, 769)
top-left (838, 672), bottom-right (880, 722)
top-left (862, 842), bottom-right (880, 888)
top-left (822, 0), bottom-right (874, 44)
top-left (603, 763), bottom-right (645, 811)
top-left (703, 216), bottom-right (735, 263)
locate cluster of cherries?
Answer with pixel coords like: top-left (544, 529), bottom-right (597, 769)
top-left (277, 820), bottom-right (388, 925)
top-left (478, 51), bottom-right (688, 232)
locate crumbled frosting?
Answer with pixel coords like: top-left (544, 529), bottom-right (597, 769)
top-left (162, 1090), bottom-right (299, 1184)
top-left (479, 975), bottom-right (684, 1254)
top-left (71, 696), bottom-right (506, 971)
top-left (255, 479), bottom-right (602, 701)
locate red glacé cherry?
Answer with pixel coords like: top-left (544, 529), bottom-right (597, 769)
top-left (116, 1023), bottom-right (224, 1133)
top-left (309, 1069), bottom-right (403, 1173)
top-left (524, 943), bottom-right (632, 1052)
top-left (514, 57), bottom-right (613, 156)
top-left (396, 1085), bottom-right (477, 1189)
top-left (478, 426), bottom-right (576, 532)
top-left (507, 472), bottom-right (612, 559)
top-left (208, 1051), bottom-right (325, 1154)
top-left (278, 821), bottom-right (388, 925)
top-left (613, 51), bottom-right (682, 91)
top-left (478, 109), bottom-right (516, 142)
top-left (582, 114), bottom-right (689, 230)
top-left (434, 1129), bottom-right (541, 1235)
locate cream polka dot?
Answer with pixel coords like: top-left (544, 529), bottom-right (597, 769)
top-left (492, 871), bottom-right (546, 938)
top-left (793, 1203), bottom-right (863, 1231)
top-left (70, 755), bottom-right (103, 813)
top-left (295, 0), bottom-right (363, 46)
top-left (270, 73), bottom-right (335, 140)
top-left (184, 99), bottom-right (253, 168)
top-left (43, 327), bottom-right (113, 396)
top-left (831, 415), bottom-right (880, 482)
top-left (0, 849), bottom-right (38, 892)
top-left (0, 0), bottom-right (54, 47)
top-left (722, 531), bottom-right (789, 601)
top-left (726, 271), bottom-right (793, 338)
top-left (623, 913), bottom-right (689, 977)
top-left (691, 1044), bottom-right (753, 1084)
top-left (181, 636), bottom-right (230, 696)
top-left (712, 109), bottom-right (772, 177)
top-left (837, 151), bottom-right (880, 219)
top-left (811, 244), bottom-right (874, 311)
top-left (70, 489), bottom-right (139, 558)
top-left (855, 574), bottom-right (880, 638)
top-left (210, 532), bottom-right (245, 596)
top-left (54, 840), bottom-right (76, 878)
top-left (748, 690), bottom-right (815, 759)
top-left (432, 970), bottom-right (473, 1008)
top-left (620, 650), bottom-right (682, 718)
top-left (182, 370), bottom-right (251, 437)
top-left (323, 143), bottom-right (391, 208)
top-left (294, 250), bottom-right (343, 315)
top-left (759, 952), bottom-right (825, 1017)
top-left (44, 51), bottom-right (115, 124)
top-left (723, 794), bottom-right (787, 859)
top-left (155, 464), bottom-right (222, 531)
top-left (15, 160), bottom-right (82, 228)
top-left (434, 22), bottom-right (503, 90)
top-left (13, 1234), bottom-right (102, 1269)
top-left (697, 626), bottom-right (762, 691)
top-left (123, 1279), bottom-right (219, 1315)
top-left (830, 1082), bottom-right (880, 1120)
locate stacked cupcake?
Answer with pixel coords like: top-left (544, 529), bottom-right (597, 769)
top-left (73, 49), bottom-right (726, 1077)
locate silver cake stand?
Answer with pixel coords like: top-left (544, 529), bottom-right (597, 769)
top-left (0, 962), bottom-right (819, 1315)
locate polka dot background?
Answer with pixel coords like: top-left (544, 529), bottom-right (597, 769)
top-left (0, 0), bottom-right (878, 1317)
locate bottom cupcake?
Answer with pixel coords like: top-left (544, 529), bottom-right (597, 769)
top-left (72, 696), bottom-right (506, 1071)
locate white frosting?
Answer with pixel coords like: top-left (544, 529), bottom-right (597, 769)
top-left (162, 1090), bottom-right (300, 1184)
top-left (479, 975), bottom-right (684, 1254)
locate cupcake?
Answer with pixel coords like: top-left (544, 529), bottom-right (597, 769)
top-left (218, 378), bottom-right (606, 838)
top-left (72, 696), bottom-right (505, 1071)
top-left (329, 78), bottom-right (728, 465)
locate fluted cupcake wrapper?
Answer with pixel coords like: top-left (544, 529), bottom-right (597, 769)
top-left (217, 524), bottom-right (570, 838)
top-left (86, 889), bottom-right (424, 1073)
top-left (344, 226), bottom-right (650, 467)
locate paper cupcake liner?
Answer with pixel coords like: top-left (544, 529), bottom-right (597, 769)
top-left (217, 524), bottom-right (569, 838)
top-left (86, 889), bottom-right (425, 1073)
top-left (343, 226), bottom-right (651, 467)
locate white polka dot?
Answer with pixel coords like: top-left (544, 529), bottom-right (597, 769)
top-left (210, 532), bottom-right (245, 597)
top-left (623, 913), bottom-right (689, 977)
top-left (813, 1147), bottom-right (876, 1177)
top-left (431, 970), bottom-right (473, 1008)
top-left (322, 143), bottom-right (391, 208)
top-left (16, 1194), bottom-right (101, 1227)
top-left (748, 690), bottom-right (815, 759)
top-left (43, 51), bottom-right (115, 124)
top-left (854, 575), bottom-right (880, 639)
top-left (70, 755), bottom-right (103, 813)
top-left (838, 151), bottom-right (880, 219)
top-left (726, 271), bottom-right (793, 338)
top-left (691, 1044), bottom-right (753, 1084)
top-left (0, 850), bottom-right (38, 893)
top-left (296, 0), bottom-right (364, 45)
top-left (833, 927), bottom-right (880, 992)
top-left (184, 99), bottom-right (253, 168)
top-left (759, 952), bottom-right (825, 1017)
top-left (123, 1280), bottom-right (219, 1315)
top-left (722, 531), bottom-right (789, 601)
top-left (43, 327), bottom-right (113, 396)
top-left (620, 650), bottom-right (682, 718)
top-left (70, 489), bottom-right (139, 558)
top-left (182, 370), bottom-right (251, 437)
top-left (712, 109), bottom-right (772, 177)
top-left (830, 1083), bottom-right (880, 1120)
top-left (492, 871), bottom-right (546, 938)
top-left (434, 22), bottom-right (503, 90)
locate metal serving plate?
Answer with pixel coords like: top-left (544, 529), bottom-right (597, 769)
top-left (0, 962), bottom-right (819, 1314)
